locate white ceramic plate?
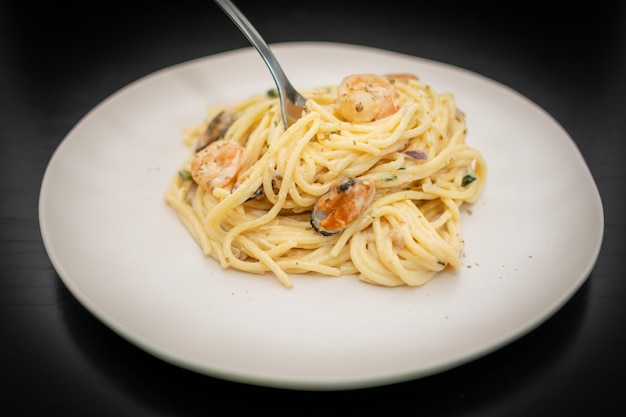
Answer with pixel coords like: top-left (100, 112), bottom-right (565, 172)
top-left (39, 42), bottom-right (604, 390)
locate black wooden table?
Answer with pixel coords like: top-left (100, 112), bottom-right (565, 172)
top-left (2, 1), bottom-right (624, 415)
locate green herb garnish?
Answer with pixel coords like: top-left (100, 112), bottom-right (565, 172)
top-left (461, 174), bottom-right (476, 186)
top-left (178, 170), bottom-right (192, 180)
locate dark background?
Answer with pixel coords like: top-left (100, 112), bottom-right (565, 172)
top-left (1, 1), bottom-right (625, 415)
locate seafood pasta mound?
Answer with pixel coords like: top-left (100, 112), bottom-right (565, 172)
top-left (165, 73), bottom-right (487, 288)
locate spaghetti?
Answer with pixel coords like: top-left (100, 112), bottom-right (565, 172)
top-left (164, 73), bottom-right (487, 288)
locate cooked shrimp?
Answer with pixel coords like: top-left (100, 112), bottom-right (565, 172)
top-left (310, 177), bottom-right (376, 235)
top-left (191, 140), bottom-right (246, 191)
top-left (384, 73), bottom-right (419, 84)
top-left (336, 73), bottom-right (399, 123)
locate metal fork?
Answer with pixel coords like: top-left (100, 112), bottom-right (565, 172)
top-left (213, 0), bottom-right (307, 128)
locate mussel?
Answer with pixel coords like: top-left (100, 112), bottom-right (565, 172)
top-left (310, 177), bottom-right (375, 236)
top-left (195, 109), bottom-right (236, 152)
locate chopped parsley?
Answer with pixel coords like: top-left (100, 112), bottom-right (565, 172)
top-left (178, 169), bottom-right (192, 180)
top-left (461, 174), bottom-right (476, 186)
